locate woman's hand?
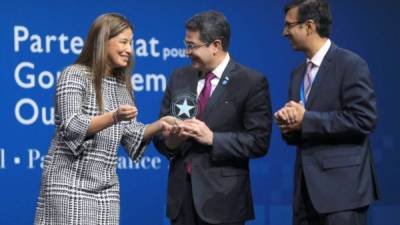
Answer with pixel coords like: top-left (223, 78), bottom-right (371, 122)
top-left (158, 116), bottom-right (188, 149)
top-left (160, 115), bottom-right (179, 125)
top-left (113, 104), bottom-right (138, 123)
top-left (142, 116), bottom-right (180, 141)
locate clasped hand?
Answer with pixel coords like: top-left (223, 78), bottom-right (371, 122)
top-left (274, 101), bottom-right (305, 133)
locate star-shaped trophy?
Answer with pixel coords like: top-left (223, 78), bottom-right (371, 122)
top-left (171, 92), bottom-right (198, 119)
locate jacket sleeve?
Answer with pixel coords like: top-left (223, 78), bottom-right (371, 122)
top-left (56, 66), bottom-right (91, 156)
top-left (121, 119), bottom-right (149, 162)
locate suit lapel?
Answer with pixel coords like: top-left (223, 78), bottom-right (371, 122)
top-left (292, 64), bottom-right (305, 102)
top-left (305, 44), bottom-right (337, 109)
top-left (203, 59), bottom-right (237, 120)
top-left (190, 70), bottom-right (201, 95)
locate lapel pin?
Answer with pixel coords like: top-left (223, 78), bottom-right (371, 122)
top-left (222, 77), bottom-right (229, 86)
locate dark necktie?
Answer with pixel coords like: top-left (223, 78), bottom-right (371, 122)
top-left (196, 72), bottom-right (216, 119)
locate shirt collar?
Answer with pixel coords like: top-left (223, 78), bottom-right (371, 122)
top-left (211, 53), bottom-right (230, 79)
top-left (307, 39), bottom-right (331, 67)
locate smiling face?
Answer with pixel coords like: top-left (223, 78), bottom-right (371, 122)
top-left (283, 7), bottom-right (308, 52)
top-left (107, 28), bottom-right (133, 70)
top-left (184, 30), bottom-right (216, 72)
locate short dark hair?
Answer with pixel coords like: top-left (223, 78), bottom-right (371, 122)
top-left (185, 10), bottom-right (231, 51)
top-left (284, 0), bottom-right (332, 38)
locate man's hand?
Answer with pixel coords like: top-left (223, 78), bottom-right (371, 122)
top-left (275, 104), bottom-right (297, 125)
top-left (274, 101), bottom-right (305, 133)
top-left (179, 118), bottom-right (213, 145)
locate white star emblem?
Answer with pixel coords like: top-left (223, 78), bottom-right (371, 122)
top-left (176, 98), bottom-right (195, 117)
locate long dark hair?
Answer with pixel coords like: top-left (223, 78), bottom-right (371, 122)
top-left (76, 13), bottom-right (134, 112)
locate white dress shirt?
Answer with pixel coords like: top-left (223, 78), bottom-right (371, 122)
top-left (306, 39), bottom-right (331, 84)
top-left (197, 53), bottom-right (230, 97)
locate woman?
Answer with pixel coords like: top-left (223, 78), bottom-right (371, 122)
top-left (34, 13), bottom-right (173, 225)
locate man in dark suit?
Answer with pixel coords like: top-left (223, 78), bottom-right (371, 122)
top-left (275, 1), bottom-right (379, 225)
top-left (153, 11), bottom-right (272, 225)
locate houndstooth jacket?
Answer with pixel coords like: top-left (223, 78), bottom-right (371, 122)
top-left (34, 64), bottom-right (148, 225)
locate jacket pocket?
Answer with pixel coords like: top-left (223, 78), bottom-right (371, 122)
top-left (322, 154), bottom-right (361, 169)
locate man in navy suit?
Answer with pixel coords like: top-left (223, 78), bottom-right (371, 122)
top-left (275, 1), bottom-right (379, 225)
top-left (153, 11), bottom-right (272, 225)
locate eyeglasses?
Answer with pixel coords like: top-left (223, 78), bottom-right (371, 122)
top-left (183, 41), bottom-right (209, 50)
top-left (284, 21), bottom-right (304, 29)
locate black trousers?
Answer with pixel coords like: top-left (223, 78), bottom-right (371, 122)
top-left (294, 166), bottom-right (369, 225)
top-left (171, 174), bottom-right (244, 225)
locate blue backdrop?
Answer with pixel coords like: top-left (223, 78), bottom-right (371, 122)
top-left (0, 1), bottom-right (399, 224)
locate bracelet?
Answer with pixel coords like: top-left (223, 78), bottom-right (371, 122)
top-left (112, 108), bottom-right (120, 124)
